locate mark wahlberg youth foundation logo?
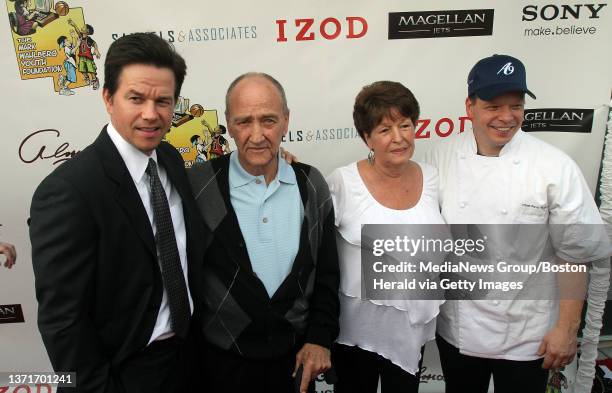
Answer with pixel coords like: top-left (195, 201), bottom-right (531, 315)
top-left (522, 109), bottom-right (594, 133)
top-left (0, 304), bottom-right (25, 324)
top-left (6, 0), bottom-right (102, 95)
top-left (388, 9), bottom-right (494, 39)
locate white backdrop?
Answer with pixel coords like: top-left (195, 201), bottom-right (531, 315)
top-left (1, 1), bottom-right (611, 392)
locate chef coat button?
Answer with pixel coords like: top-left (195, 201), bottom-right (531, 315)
top-left (492, 300), bottom-right (500, 306)
top-left (501, 209), bottom-right (508, 215)
top-left (255, 178), bottom-right (262, 184)
top-left (460, 202), bottom-right (467, 208)
top-left (460, 154), bottom-right (466, 159)
top-left (262, 217), bottom-right (268, 223)
top-left (513, 159), bottom-right (520, 165)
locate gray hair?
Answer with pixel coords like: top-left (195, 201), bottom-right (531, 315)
top-left (224, 72), bottom-right (289, 118)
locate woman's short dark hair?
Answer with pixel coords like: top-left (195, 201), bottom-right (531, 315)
top-left (103, 33), bottom-right (186, 101)
top-left (353, 81), bottom-right (420, 143)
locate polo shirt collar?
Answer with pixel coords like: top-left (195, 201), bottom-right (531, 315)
top-left (229, 151), bottom-right (296, 188)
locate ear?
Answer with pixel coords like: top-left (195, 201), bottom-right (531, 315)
top-left (102, 88), bottom-right (113, 115)
top-left (226, 123), bottom-right (236, 140)
top-left (465, 96), bottom-right (474, 119)
top-left (282, 110), bottom-right (290, 136)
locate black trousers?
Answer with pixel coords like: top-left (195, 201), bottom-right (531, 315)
top-left (436, 335), bottom-right (548, 393)
top-left (119, 334), bottom-right (196, 393)
top-left (200, 343), bottom-right (315, 393)
top-left (332, 343), bottom-right (422, 393)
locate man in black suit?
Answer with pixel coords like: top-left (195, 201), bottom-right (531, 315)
top-left (29, 33), bottom-right (206, 393)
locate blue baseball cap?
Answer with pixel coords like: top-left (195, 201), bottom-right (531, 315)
top-left (467, 54), bottom-right (536, 100)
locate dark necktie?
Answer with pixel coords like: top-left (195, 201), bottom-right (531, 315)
top-left (146, 158), bottom-right (190, 338)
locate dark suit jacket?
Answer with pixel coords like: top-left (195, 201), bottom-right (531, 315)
top-left (29, 127), bottom-right (208, 393)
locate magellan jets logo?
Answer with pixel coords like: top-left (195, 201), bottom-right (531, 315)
top-left (522, 109), bottom-right (594, 133)
top-left (388, 9), bottom-right (494, 39)
top-left (0, 304), bottom-right (25, 324)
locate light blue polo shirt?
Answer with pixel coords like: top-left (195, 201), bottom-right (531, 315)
top-left (229, 152), bottom-right (304, 297)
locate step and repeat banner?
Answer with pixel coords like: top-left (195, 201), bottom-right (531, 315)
top-left (1, 0), bottom-right (610, 392)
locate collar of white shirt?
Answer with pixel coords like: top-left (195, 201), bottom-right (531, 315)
top-left (106, 122), bottom-right (158, 184)
top-left (466, 128), bottom-right (524, 157)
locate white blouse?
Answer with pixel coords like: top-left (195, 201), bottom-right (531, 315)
top-left (326, 161), bottom-right (445, 374)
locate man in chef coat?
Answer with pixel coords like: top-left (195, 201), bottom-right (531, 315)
top-left (424, 54), bottom-right (610, 393)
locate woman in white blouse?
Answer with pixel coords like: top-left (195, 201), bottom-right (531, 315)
top-left (327, 81), bottom-right (445, 392)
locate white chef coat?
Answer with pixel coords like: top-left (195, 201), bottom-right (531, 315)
top-left (424, 128), bottom-right (610, 360)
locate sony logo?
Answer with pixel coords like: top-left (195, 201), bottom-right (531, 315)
top-left (522, 4), bottom-right (607, 21)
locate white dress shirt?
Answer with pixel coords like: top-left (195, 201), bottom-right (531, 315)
top-left (107, 123), bottom-right (193, 344)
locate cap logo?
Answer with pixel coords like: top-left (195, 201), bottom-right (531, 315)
top-left (497, 62), bottom-right (514, 76)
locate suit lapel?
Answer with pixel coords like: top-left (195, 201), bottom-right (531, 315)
top-left (94, 127), bottom-right (156, 256)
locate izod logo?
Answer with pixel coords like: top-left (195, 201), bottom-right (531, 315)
top-left (275, 17), bottom-right (368, 42)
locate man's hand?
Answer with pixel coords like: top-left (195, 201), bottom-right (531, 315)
top-left (537, 322), bottom-right (577, 369)
top-left (293, 343), bottom-right (331, 393)
top-left (280, 147), bottom-right (298, 164)
top-left (0, 242), bottom-right (17, 269)
top-left (538, 264), bottom-right (586, 369)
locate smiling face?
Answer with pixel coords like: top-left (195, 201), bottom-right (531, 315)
top-left (466, 92), bottom-right (525, 156)
top-left (365, 108), bottom-right (415, 168)
top-left (103, 63), bottom-right (175, 155)
top-left (226, 76), bottom-right (289, 180)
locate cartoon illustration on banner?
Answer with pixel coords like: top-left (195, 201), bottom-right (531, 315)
top-left (6, 0), bottom-right (100, 95)
top-left (164, 95), bottom-right (231, 168)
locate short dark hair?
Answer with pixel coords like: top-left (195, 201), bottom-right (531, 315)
top-left (353, 81), bottom-right (420, 143)
top-left (225, 72), bottom-right (289, 118)
top-left (103, 33), bottom-right (186, 101)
